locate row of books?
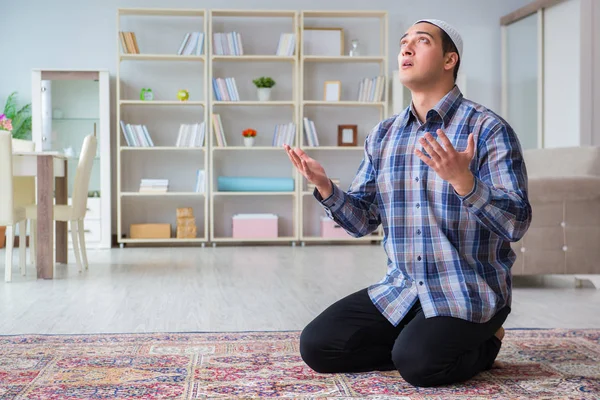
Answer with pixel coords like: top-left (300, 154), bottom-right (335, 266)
top-left (194, 170), bottom-right (206, 193)
top-left (120, 121), bottom-right (154, 147)
top-left (276, 33), bottom-right (296, 56)
top-left (178, 32), bottom-right (205, 55)
top-left (212, 114), bottom-right (228, 147)
top-left (271, 122), bottom-right (296, 147)
top-left (175, 122), bottom-right (206, 147)
top-left (357, 76), bottom-right (386, 102)
top-left (119, 31), bottom-right (140, 54)
top-left (212, 77), bottom-right (240, 101)
top-left (213, 32), bottom-right (244, 55)
top-left (140, 179), bottom-right (168, 193)
top-left (302, 117), bottom-right (320, 147)
top-left (138, 174), bottom-right (205, 193)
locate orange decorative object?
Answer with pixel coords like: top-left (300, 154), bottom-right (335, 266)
top-left (242, 129), bottom-right (257, 137)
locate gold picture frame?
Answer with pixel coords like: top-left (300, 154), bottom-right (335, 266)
top-left (302, 27), bottom-right (344, 56)
top-left (323, 80), bottom-right (341, 101)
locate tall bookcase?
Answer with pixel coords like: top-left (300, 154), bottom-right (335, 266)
top-left (115, 8), bottom-right (388, 246)
top-left (208, 10), bottom-right (300, 245)
top-left (116, 8), bottom-right (209, 246)
top-left (298, 10), bottom-right (388, 245)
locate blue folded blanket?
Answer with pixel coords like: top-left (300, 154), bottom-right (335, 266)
top-left (217, 176), bottom-right (294, 192)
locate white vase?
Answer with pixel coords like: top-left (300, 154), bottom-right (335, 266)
top-left (257, 88), bottom-right (271, 101)
top-left (243, 137), bottom-right (255, 147)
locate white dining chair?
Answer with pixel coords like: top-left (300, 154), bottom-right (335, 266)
top-left (1, 131), bottom-right (27, 282)
top-left (11, 138), bottom-right (36, 270)
top-left (27, 134), bottom-right (97, 272)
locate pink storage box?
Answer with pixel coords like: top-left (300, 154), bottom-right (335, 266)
top-left (232, 213), bottom-right (278, 238)
top-left (321, 216), bottom-right (352, 238)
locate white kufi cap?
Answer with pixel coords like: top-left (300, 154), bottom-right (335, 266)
top-left (413, 19), bottom-right (463, 60)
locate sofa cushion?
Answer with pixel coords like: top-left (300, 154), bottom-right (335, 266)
top-left (527, 176), bottom-right (600, 202)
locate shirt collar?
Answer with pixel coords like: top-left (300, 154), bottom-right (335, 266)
top-left (403, 85), bottom-right (463, 129)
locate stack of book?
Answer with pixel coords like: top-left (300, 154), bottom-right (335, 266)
top-left (272, 122), bottom-right (296, 146)
top-left (212, 32), bottom-right (244, 55)
top-left (177, 32), bottom-right (205, 55)
top-left (303, 117), bottom-right (320, 147)
top-left (194, 170), bottom-right (206, 193)
top-left (119, 31), bottom-right (139, 54)
top-left (139, 179), bottom-right (168, 193)
top-left (120, 121), bottom-right (154, 147)
top-left (212, 77), bottom-right (240, 101)
top-left (175, 122), bottom-right (206, 147)
top-left (176, 207), bottom-right (197, 238)
top-left (211, 114), bottom-right (227, 147)
top-left (276, 33), bottom-right (296, 56)
top-left (357, 76), bottom-right (386, 102)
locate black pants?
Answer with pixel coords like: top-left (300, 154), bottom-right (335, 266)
top-left (299, 288), bottom-right (510, 387)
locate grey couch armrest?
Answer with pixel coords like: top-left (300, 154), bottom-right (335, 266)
top-left (527, 176), bottom-right (600, 202)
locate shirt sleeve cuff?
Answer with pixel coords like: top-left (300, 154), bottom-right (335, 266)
top-left (313, 181), bottom-right (345, 214)
top-left (457, 176), bottom-right (490, 211)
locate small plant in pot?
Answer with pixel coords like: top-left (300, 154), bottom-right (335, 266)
top-left (252, 77), bottom-right (275, 101)
top-left (242, 128), bottom-right (257, 147)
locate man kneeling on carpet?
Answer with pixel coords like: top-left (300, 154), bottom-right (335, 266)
top-left (284, 19), bottom-right (532, 387)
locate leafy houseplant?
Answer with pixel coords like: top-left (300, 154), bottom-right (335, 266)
top-left (252, 77), bottom-right (276, 101)
top-left (2, 92), bottom-right (32, 140)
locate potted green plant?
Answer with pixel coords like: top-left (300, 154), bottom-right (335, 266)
top-left (2, 92), bottom-right (32, 140)
top-left (0, 92), bottom-right (32, 247)
top-left (252, 77), bottom-right (276, 101)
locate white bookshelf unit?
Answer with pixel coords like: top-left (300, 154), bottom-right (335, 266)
top-left (115, 8), bottom-right (389, 246)
top-left (208, 9), bottom-right (300, 245)
top-left (298, 10), bottom-right (387, 245)
top-left (116, 8), bottom-right (209, 246)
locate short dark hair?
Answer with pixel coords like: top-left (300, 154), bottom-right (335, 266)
top-left (439, 28), bottom-right (460, 82)
top-left (420, 21), bottom-right (460, 82)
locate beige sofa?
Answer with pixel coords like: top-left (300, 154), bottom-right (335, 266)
top-left (511, 145), bottom-right (600, 288)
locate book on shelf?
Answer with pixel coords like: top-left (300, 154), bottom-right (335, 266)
top-left (212, 32), bottom-right (244, 55)
top-left (178, 32), bottom-right (205, 55)
top-left (276, 33), bottom-right (296, 56)
top-left (357, 76), bottom-right (385, 102)
top-left (302, 117), bottom-right (320, 147)
top-left (139, 179), bottom-right (169, 193)
top-left (194, 169), bottom-right (206, 193)
top-left (211, 114), bottom-right (227, 147)
top-left (119, 31), bottom-right (140, 54)
top-left (272, 122), bottom-right (296, 146)
top-left (120, 121), bottom-right (154, 147)
top-left (175, 122), bottom-right (206, 147)
top-left (212, 77), bottom-right (240, 101)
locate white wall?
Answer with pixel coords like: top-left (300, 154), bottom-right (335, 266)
top-left (0, 0), bottom-right (530, 236)
top-left (594, 0), bottom-right (600, 145)
top-left (543, 0), bottom-right (581, 148)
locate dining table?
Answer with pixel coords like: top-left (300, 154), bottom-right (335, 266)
top-left (12, 151), bottom-right (68, 279)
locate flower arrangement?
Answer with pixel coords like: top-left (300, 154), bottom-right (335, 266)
top-left (242, 128), bottom-right (257, 137)
top-left (0, 114), bottom-right (13, 132)
top-left (252, 77), bottom-right (276, 88)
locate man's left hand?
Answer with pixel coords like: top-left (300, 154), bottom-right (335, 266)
top-left (415, 129), bottom-right (475, 196)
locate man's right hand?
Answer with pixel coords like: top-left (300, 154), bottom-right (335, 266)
top-left (284, 144), bottom-right (332, 198)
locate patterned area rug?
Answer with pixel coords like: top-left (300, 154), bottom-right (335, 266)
top-left (0, 329), bottom-right (598, 399)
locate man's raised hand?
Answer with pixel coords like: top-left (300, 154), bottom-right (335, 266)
top-left (284, 144), bottom-right (332, 198)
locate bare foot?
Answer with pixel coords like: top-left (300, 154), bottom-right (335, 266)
top-left (495, 326), bottom-right (505, 341)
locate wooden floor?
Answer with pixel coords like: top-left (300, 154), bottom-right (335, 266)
top-left (1, 245), bottom-right (599, 335)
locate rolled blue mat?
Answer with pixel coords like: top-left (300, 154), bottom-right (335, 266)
top-left (217, 176), bottom-right (295, 192)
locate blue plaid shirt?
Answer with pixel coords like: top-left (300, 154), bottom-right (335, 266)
top-left (315, 86), bottom-right (532, 325)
